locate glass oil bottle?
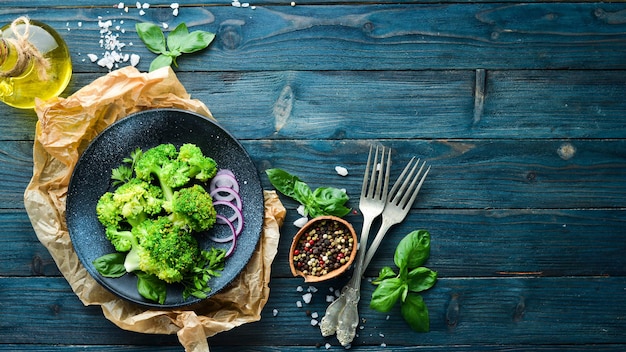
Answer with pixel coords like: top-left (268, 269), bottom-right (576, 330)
top-left (0, 17), bottom-right (72, 109)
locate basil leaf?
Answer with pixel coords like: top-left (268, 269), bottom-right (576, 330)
top-left (401, 294), bottom-right (430, 332)
top-left (166, 22), bottom-right (189, 52)
top-left (293, 180), bottom-right (314, 208)
top-left (370, 277), bottom-right (405, 312)
top-left (394, 230), bottom-right (431, 271)
top-left (149, 54), bottom-right (173, 72)
top-left (407, 267), bottom-right (437, 293)
top-left (135, 23), bottom-right (166, 54)
top-left (92, 253), bottom-right (126, 278)
top-left (136, 271), bottom-right (167, 304)
top-left (179, 31), bottom-right (215, 53)
top-left (372, 266), bottom-right (397, 285)
top-left (311, 187), bottom-right (351, 217)
top-left (265, 168), bottom-right (303, 199)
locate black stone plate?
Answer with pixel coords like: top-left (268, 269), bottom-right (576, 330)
top-left (66, 108), bottom-right (264, 308)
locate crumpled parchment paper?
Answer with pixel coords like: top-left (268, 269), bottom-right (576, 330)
top-left (23, 66), bottom-right (286, 352)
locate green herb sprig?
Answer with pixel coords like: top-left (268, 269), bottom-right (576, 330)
top-left (265, 168), bottom-right (351, 218)
top-left (370, 230), bottom-right (437, 332)
top-left (135, 22), bottom-right (215, 72)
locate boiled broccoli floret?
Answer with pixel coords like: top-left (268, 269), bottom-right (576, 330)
top-left (96, 178), bottom-right (163, 228)
top-left (164, 184), bottom-right (217, 232)
top-left (104, 226), bottom-right (135, 252)
top-left (134, 143), bottom-right (189, 201)
top-left (177, 143), bottom-right (218, 182)
top-left (124, 217), bottom-right (200, 283)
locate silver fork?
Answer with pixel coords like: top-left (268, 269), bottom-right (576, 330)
top-left (320, 145), bottom-right (390, 345)
top-left (361, 157), bottom-right (431, 273)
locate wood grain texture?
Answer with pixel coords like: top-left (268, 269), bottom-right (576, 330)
top-left (2, 69), bottom-right (626, 142)
top-left (1, 276), bottom-right (625, 346)
top-left (0, 4), bottom-right (625, 72)
top-left (1, 0), bottom-right (624, 350)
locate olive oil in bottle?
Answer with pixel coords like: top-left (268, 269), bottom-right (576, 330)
top-left (0, 17), bottom-right (72, 109)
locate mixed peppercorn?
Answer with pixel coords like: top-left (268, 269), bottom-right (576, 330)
top-left (292, 219), bottom-right (355, 276)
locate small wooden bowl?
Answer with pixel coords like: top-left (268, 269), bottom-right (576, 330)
top-left (289, 215), bottom-right (358, 283)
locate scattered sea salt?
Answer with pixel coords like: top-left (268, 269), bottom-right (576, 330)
top-left (302, 292), bottom-right (312, 304)
top-left (130, 53), bottom-right (140, 67)
top-left (326, 295), bottom-right (335, 302)
top-left (272, 308), bottom-right (279, 317)
top-left (296, 300), bottom-right (303, 308)
top-left (296, 205), bottom-right (306, 216)
top-left (308, 286), bottom-right (318, 293)
top-left (381, 343), bottom-right (387, 347)
top-left (87, 54), bottom-right (98, 62)
top-left (294, 216), bottom-right (308, 228)
top-left (325, 343), bottom-right (331, 350)
top-left (310, 318), bottom-right (318, 326)
top-left (311, 312), bottom-right (319, 319)
top-left (296, 285), bottom-right (303, 292)
top-left (335, 166), bottom-right (348, 176)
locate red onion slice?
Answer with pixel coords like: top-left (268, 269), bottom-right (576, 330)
top-left (210, 187), bottom-right (242, 210)
top-left (213, 200), bottom-right (244, 236)
top-left (208, 215), bottom-right (235, 243)
top-left (210, 171), bottom-right (240, 193)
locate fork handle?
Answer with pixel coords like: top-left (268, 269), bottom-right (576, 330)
top-left (360, 218), bottom-right (395, 276)
top-left (353, 215), bottom-right (375, 277)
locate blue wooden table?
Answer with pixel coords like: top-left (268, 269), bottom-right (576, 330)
top-left (1, 1), bottom-right (626, 351)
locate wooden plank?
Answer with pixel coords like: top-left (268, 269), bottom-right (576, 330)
top-left (0, 141), bottom-right (35, 209)
top-left (2, 346), bottom-right (626, 352)
top-left (2, 138), bottom-right (626, 209)
top-left (0, 4), bottom-right (625, 71)
top-left (3, 69), bottom-right (626, 142)
top-left (1, 276), bottom-right (625, 346)
top-left (4, 207), bottom-right (624, 279)
top-left (3, 0), bottom-right (606, 7)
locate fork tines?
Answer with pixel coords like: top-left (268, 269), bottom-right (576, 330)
top-left (388, 157), bottom-right (431, 210)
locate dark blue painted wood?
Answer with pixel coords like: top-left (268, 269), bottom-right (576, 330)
top-left (1, 1), bottom-right (625, 351)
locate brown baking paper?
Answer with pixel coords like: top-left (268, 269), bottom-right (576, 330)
top-left (23, 66), bottom-right (286, 352)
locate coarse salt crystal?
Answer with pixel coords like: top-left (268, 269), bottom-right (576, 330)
top-left (310, 318), bottom-right (318, 326)
top-left (308, 286), bottom-right (318, 293)
top-left (296, 205), bottom-right (306, 216)
top-left (139, 9), bottom-right (145, 15)
top-left (117, 2), bottom-right (124, 9)
top-left (296, 300), bottom-right (302, 308)
top-left (130, 53), bottom-right (140, 66)
top-left (87, 54), bottom-right (98, 62)
top-left (302, 292), bottom-right (312, 304)
top-left (272, 308), bottom-right (279, 316)
top-left (162, 23), bottom-right (169, 29)
top-left (311, 312), bottom-right (319, 319)
top-left (293, 216), bottom-right (308, 228)
top-left (296, 285), bottom-right (303, 292)
top-left (335, 166), bottom-right (348, 176)
top-left (326, 295), bottom-right (334, 302)
top-left (379, 333), bottom-right (385, 338)
top-left (142, 2), bottom-right (150, 8)
top-left (170, 2), bottom-right (179, 8)
top-left (325, 343), bottom-right (331, 350)
top-left (381, 343), bottom-right (387, 347)
top-left (173, 8), bottom-right (179, 16)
